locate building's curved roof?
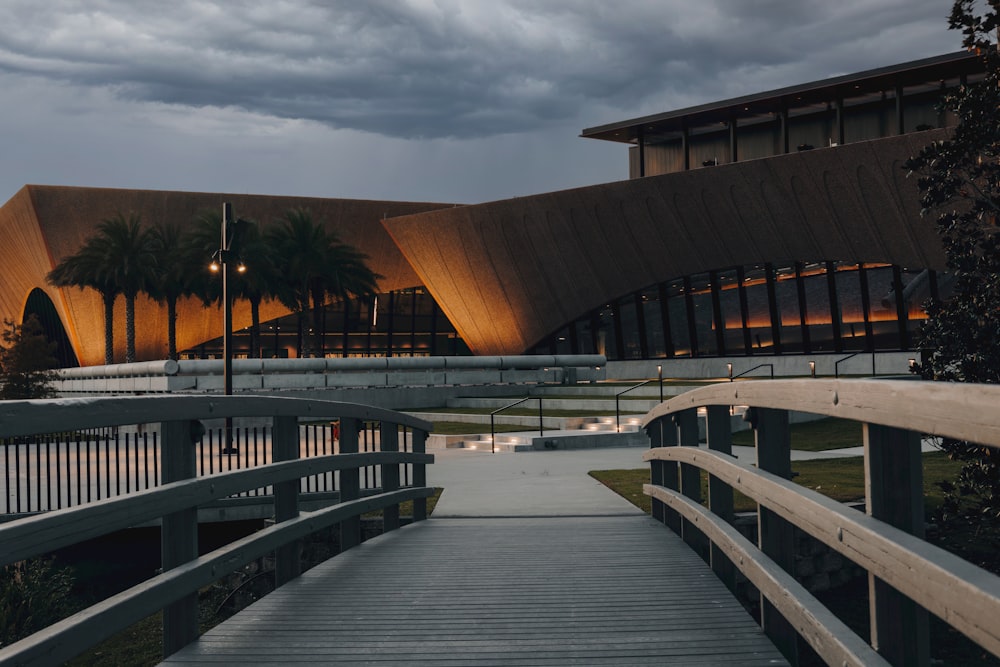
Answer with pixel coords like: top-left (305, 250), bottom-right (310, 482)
top-left (382, 130), bottom-right (948, 356)
top-left (0, 185), bottom-right (450, 366)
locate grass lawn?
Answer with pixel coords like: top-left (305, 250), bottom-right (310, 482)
top-left (732, 417), bottom-right (863, 452)
top-left (590, 450), bottom-right (959, 516)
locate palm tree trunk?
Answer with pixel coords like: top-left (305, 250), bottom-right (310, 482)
top-left (250, 298), bottom-right (261, 358)
top-left (167, 297), bottom-right (178, 361)
top-left (125, 294), bottom-right (136, 363)
top-left (103, 292), bottom-right (115, 365)
top-left (295, 311), bottom-right (305, 358)
top-left (311, 295), bottom-right (325, 358)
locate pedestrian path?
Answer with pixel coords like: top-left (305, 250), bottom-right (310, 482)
top-left (160, 444), bottom-right (789, 665)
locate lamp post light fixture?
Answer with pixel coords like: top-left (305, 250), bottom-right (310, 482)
top-left (213, 202), bottom-right (252, 454)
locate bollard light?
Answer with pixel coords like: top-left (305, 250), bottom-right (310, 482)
top-left (809, 361), bottom-right (816, 378)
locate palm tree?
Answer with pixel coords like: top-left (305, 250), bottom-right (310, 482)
top-left (48, 235), bottom-right (122, 365)
top-left (186, 210), bottom-right (279, 358)
top-left (92, 213), bottom-right (158, 363)
top-left (149, 221), bottom-right (195, 360)
top-left (266, 209), bottom-right (381, 357)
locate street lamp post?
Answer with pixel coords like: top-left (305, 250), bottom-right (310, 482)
top-left (211, 202), bottom-right (249, 454)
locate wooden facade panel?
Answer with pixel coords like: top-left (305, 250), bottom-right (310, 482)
top-left (387, 131), bottom-right (945, 356)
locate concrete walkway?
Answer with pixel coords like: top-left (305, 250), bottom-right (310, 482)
top-left (424, 438), bottom-right (919, 517)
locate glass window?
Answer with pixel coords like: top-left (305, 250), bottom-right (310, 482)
top-left (688, 272), bottom-right (716, 356)
top-left (618, 295), bottom-right (643, 359)
top-left (864, 265), bottom-right (899, 350)
top-left (743, 265), bottom-right (774, 353)
top-left (717, 269), bottom-right (745, 355)
top-left (665, 280), bottom-right (691, 357)
top-left (640, 288), bottom-right (667, 358)
top-left (835, 263), bottom-right (867, 351)
top-left (800, 263), bottom-right (835, 352)
top-left (773, 265), bottom-right (803, 353)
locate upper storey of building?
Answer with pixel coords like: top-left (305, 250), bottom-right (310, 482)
top-left (581, 51), bottom-right (984, 178)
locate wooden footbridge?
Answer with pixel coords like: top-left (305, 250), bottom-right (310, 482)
top-left (3, 380), bottom-right (1000, 665)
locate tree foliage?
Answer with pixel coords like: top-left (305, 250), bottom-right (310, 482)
top-left (0, 558), bottom-right (78, 647)
top-left (905, 0), bottom-right (1000, 532)
top-left (0, 315), bottom-right (57, 400)
top-left (265, 209), bottom-right (381, 357)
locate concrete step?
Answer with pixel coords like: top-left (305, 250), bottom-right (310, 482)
top-left (416, 412), bottom-right (645, 437)
top-left (449, 428), bottom-right (648, 452)
top-left (528, 384), bottom-right (701, 399)
top-left (445, 396), bottom-right (661, 412)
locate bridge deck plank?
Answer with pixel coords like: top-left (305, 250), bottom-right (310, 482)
top-left (161, 516), bottom-right (787, 666)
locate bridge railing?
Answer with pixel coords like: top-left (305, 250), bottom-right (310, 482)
top-left (1, 418), bottom-right (404, 518)
top-left (0, 394), bottom-right (434, 665)
top-left (642, 378), bottom-right (1000, 667)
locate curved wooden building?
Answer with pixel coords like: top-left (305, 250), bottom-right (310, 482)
top-left (0, 53), bottom-right (978, 367)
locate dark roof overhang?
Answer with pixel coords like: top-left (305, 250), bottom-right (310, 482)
top-left (581, 51), bottom-right (984, 144)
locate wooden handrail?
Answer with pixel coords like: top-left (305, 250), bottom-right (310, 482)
top-left (644, 446), bottom-right (1000, 659)
top-left (643, 480), bottom-right (888, 667)
top-left (641, 378), bottom-right (1000, 448)
top-left (642, 378), bottom-right (1000, 664)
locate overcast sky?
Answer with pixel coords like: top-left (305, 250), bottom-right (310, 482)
top-left (0, 1), bottom-right (961, 206)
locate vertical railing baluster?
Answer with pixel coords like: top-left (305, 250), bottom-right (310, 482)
top-left (677, 409), bottom-right (708, 562)
top-left (647, 418), bottom-right (665, 523)
top-left (252, 427), bottom-right (259, 496)
top-left (160, 419), bottom-right (199, 658)
top-left (273, 415), bottom-right (301, 585)
top-left (103, 437), bottom-right (110, 500)
top-left (749, 407), bottom-right (798, 665)
top-left (303, 425), bottom-right (312, 493)
top-left (92, 433), bottom-right (100, 501)
top-left (153, 431), bottom-right (160, 487)
top-left (143, 433), bottom-right (150, 490)
top-left (865, 423), bottom-right (929, 667)
top-left (705, 405), bottom-right (737, 593)
top-left (4, 438), bottom-right (11, 514)
top-left (339, 418), bottom-right (362, 551)
top-left (381, 422), bottom-right (400, 532)
top-left (33, 436), bottom-right (40, 513)
top-left (74, 437), bottom-right (82, 506)
top-left (114, 432), bottom-right (121, 497)
top-left (46, 439), bottom-right (53, 508)
top-left (412, 428), bottom-right (428, 522)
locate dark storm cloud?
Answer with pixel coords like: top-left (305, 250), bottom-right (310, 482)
top-left (0, 1), bottom-right (957, 141)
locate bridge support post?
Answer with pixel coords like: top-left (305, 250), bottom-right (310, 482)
top-left (412, 429), bottom-right (428, 522)
top-left (273, 415), bottom-right (301, 586)
top-left (648, 416), bottom-right (681, 533)
top-left (677, 409), bottom-right (708, 561)
top-left (706, 405), bottom-right (737, 592)
top-left (381, 422), bottom-right (400, 532)
top-left (339, 418), bottom-right (362, 550)
top-left (160, 419), bottom-right (199, 658)
top-left (864, 424), bottom-right (929, 667)
top-left (750, 407), bottom-right (799, 665)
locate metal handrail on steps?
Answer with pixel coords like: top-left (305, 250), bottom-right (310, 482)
top-left (833, 351), bottom-right (877, 378)
top-left (489, 397), bottom-right (543, 454)
top-left (616, 380), bottom-right (654, 432)
top-left (730, 363), bottom-right (774, 381)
